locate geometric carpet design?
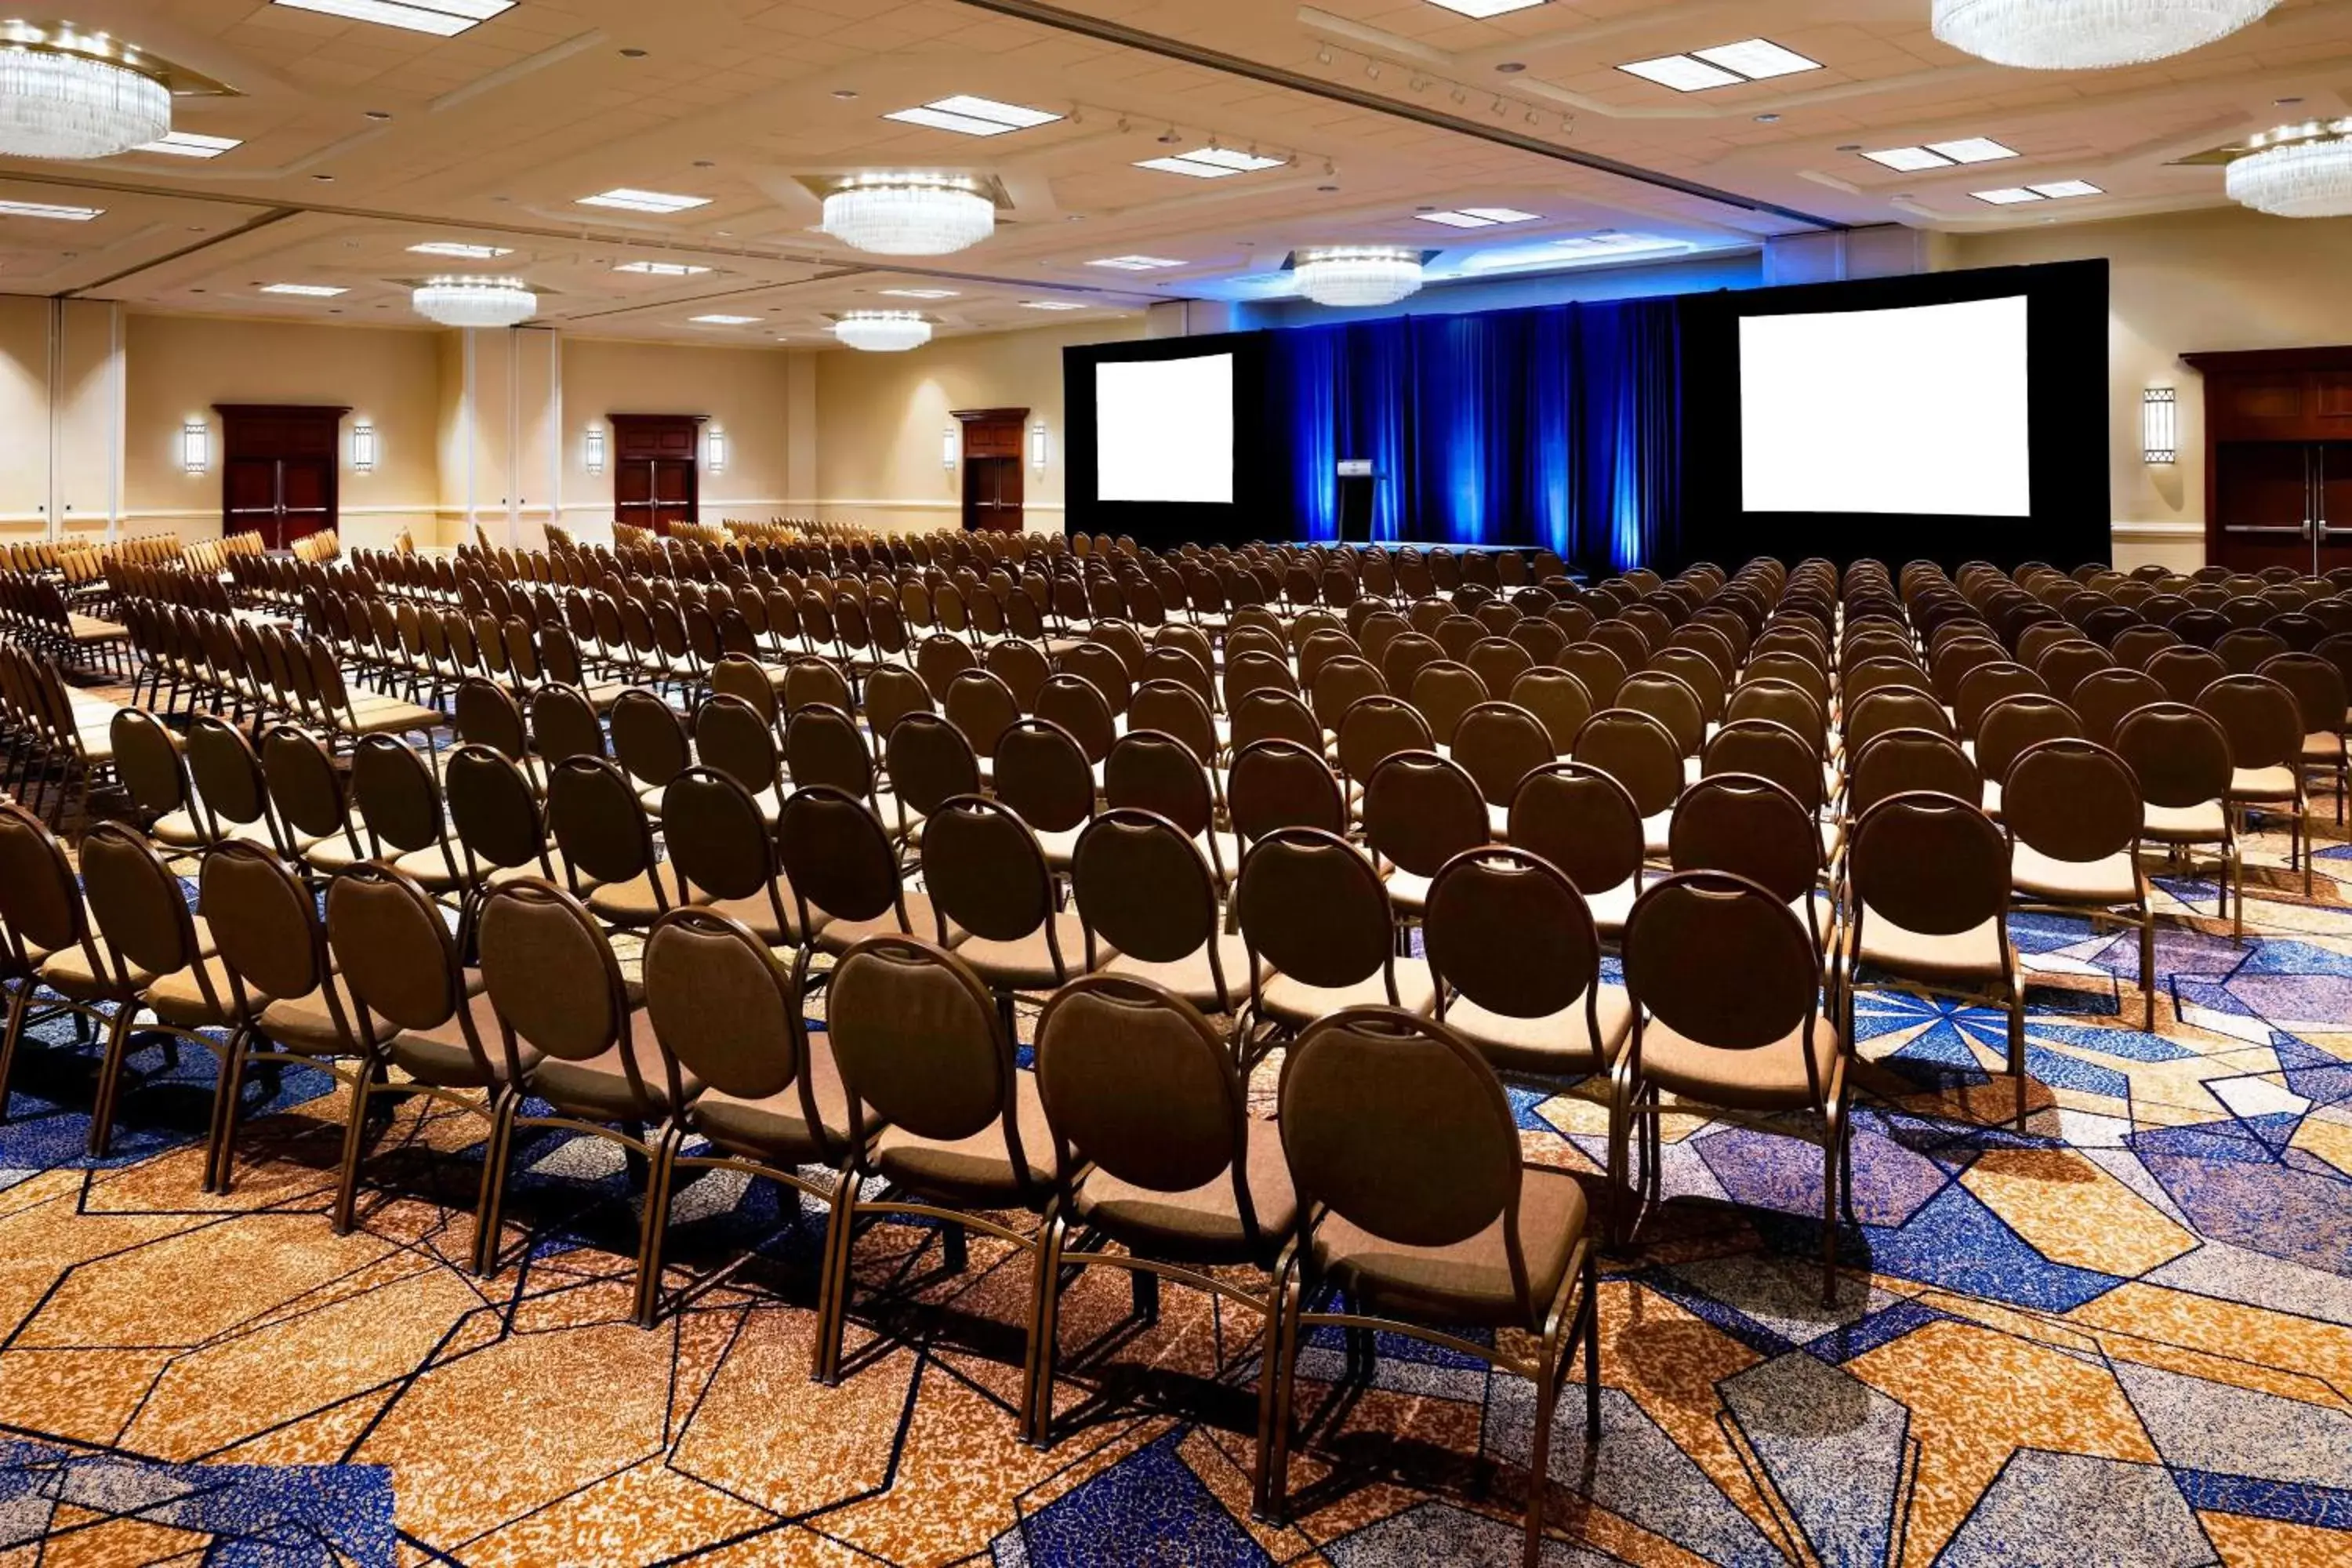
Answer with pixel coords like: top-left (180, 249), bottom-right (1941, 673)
top-left (1, 825), bottom-right (2350, 1565)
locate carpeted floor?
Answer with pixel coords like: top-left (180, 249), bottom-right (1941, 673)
top-left (1, 815), bottom-right (2350, 1566)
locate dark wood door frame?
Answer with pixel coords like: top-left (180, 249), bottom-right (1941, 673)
top-left (2184, 347), bottom-right (2352, 573)
top-left (216, 404), bottom-right (347, 551)
top-left (955, 406), bottom-right (1028, 533)
top-left (610, 412), bottom-right (706, 534)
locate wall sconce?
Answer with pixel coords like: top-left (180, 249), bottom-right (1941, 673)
top-left (585, 423), bottom-right (605, 476)
top-left (1031, 420), bottom-right (1047, 472)
top-left (942, 425), bottom-right (959, 470)
top-left (706, 424), bottom-right (728, 475)
top-left (2143, 387), bottom-right (2177, 465)
top-left (351, 420), bottom-right (377, 475)
top-left (181, 419), bottom-right (209, 476)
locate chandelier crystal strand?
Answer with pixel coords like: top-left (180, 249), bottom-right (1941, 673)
top-left (1294, 247), bottom-right (1425, 309)
top-left (0, 45), bottom-right (169, 160)
top-left (822, 177), bottom-right (994, 256)
top-left (833, 312), bottom-right (934, 352)
top-left (2227, 122), bottom-right (2352, 217)
top-left (411, 276), bottom-right (538, 328)
top-left (1930, 0), bottom-right (2276, 71)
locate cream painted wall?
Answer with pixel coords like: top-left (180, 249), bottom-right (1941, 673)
top-left (557, 336), bottom-right (797, 546)
top-left (1947, 205), bottom-right (2352, 572)
top-left (812, 319), bottom-right (1146, 533)
top-left (124, 312), bottom-right (444, 550)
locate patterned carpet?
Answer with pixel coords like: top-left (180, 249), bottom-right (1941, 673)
top-left (2, 825), bottom-right (2350, 1566)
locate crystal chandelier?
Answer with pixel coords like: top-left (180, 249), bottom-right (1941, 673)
top-left (0, 34), bottom-right (171, 161)
top-left (822, 176), bottom-right (994, 256)
top-left (1294, 247), bottom-right (1424, 309)
top-left (1931, 0), bottom-right (2276, 71)
top-left (411, 276), bottom-right (538, 328)
top-left (833, 311), bottom-right (933, 352)
top-left (2227, 120), bottom-right (2352, 218)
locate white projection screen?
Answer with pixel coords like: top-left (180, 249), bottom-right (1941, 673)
top-left (1739, 295), bottom-right (2031, 517)
top-left (1095, 353), bottom-right (1236, 505)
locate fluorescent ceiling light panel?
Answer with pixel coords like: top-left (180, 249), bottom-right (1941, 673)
top-left (261, 283), bottom-right (347, 296)
top-left (1862, 146), bottom-right (1952, 171)
top-left (1690, 38), bottom-right (1822, 80)
top-left (1022, 300), bottom-right (1086, 310)
top-left (1622, 37), bottom-right (1820, 91)
top-left (270, 0), bottom-right (515, 38)
top-left (577, 188), bottom-right (711, 213)
top-left (614, 260), bottom-right (710, 274)
top-left (1087, 255), bottom-right (1183, 270)
top-left (879, 288), bottom-right (960, 298)
top-left (1617, 54), bottom-right (1744, 92)
top-left (0, 198), bottom-right (101, 220)
top-left (691, 314), bottom-right (759, 325)
top-left (1134, 146), bottom-right (1287, 179)
top-left (1134, 155), bottom-right (1240, 178)
top-left (1927, 137), bottom-right (2017, 164)
top-left (1971, 187), bottom-right (2043, 205)
top-left (136, 131), bottom-right (241, 158)
top-left (2030, 180), bottom-right (2103, 198)
top-left (1425, 0), bottom-right (1548, 14)
top-left (409, 241), bottom-right (512, 258)
top-left (884, 95), bottom-right (1061, 136)
top-left (1417, 206), bottom-right (1541, 228)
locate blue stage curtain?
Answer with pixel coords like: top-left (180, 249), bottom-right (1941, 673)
top-left (1269, 296), bottom-right (1679, 569)
top-left (1270, 325), bottom-right (1341, 541)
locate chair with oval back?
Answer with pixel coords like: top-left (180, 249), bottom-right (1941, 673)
top-left (2200, 673), bottom-right (2311, 897)
top-left (1617, 870), bottom-right (1849, 1298)
top-left (639, 906), bottom-right (858, 1335)
top-left (2005, 739), bottom-right (2157, 1022)
top-left (817, 933), bottom-right (1055, 1384)
top-left (1842, 793), bottom-right (2026, 1126)
top-left (1236, 826), bottom-right (1434, 1042)
top-left (472, 878), bottom-right (685, 1287)
top-left (2117, 710), bottom-right (2239, 940)
top-left (1361, 750), bottom-right (1490, 917)
top-left (1259, 1005), bottom-right (1600, 1552)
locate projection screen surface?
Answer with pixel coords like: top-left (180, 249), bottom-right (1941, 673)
top-left (1739, 295), bottom-right (2031, 518)
top-left (1095, 353), bottom-right (1236, 505)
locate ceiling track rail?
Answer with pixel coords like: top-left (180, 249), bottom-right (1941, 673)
top-left (952, 0), bottom-right (1846, 231)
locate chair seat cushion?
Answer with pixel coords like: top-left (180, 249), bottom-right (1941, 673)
top-left (585, 868), bottom-right (702, 927)
top-left (1101, 933), bottom-right (1263, 1014)
top-left (1309, 1165), bottom-right (1586, 1328)
top-left (1638, 1014), bottom-right (1842, 1113)
top-left (2303, 731), bottom-right (2344, 764)
top-left (389, 844), bottom-right (470, 893)
top-left (1577, 877), bottom-right (1637, 938)
top-left (691, 1032), bottom-right (854, 1167)
top-left (143, 956), bottom-right (235, 1029)
top-left (527, 1015), bottom-right (694, 1121)
top-left (1853, 909), bottom-right (2013, 984)
top-left (245, 982), bottom-right (358, 1055)
top-left (1259, 964), bottom-right (1437, 1029)
top-left (2012, 844), bottom-right (2140, 906)
top-left (1073, 1115), bottom-right (1297, 1265)
top-left (2230, 764), bottom-right (2299, 801)
top-left (2142, 800), bottom-right (2227, 844)
top-left (1443, 984), bottom-right (1634, 1077)
top-left (811, 891), bottom-right (950, 956)
top-left (949, 909), bottom-right (1095, 992)
top-left (701, 880), bottom-right (829, 946)
top-left (388, 984), bottom-right (539, 1089)
top-left (870, 1068), bottom-right (1054, 1208)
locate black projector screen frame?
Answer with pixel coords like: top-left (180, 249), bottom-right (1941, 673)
top-left (1064, 330), bottom-right (1274, 550)
top-left (1676, 259), bottom-right (2111, 574)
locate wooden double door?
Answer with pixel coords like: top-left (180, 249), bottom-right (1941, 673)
top-left (611, 413), bottom-right (703, 534)
top-left (956, 407), bottom-right (1026, 533)
top-left (220, 404), bottom-right (344, 550)
top-left (2186, 348), bottom-right (2352, 575)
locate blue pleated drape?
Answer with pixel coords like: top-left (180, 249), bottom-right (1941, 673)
top-left (1270, 297), bottom-right (1680, 570)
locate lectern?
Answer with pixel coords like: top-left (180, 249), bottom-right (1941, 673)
top-left (1337, 459), bottom-right (1379, 544)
